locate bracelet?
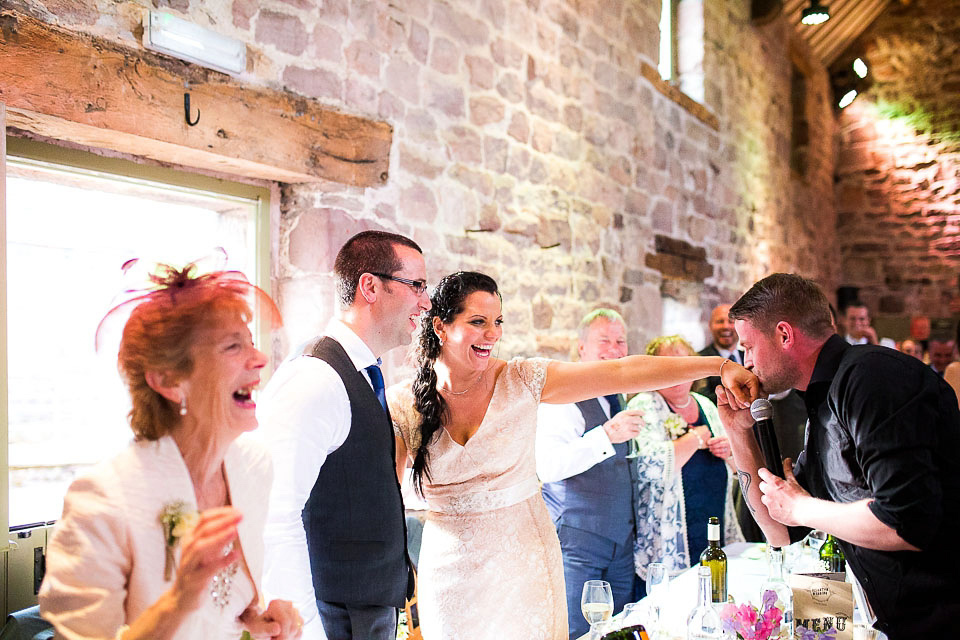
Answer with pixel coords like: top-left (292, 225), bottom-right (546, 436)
top-left (691, 429), bottom-right (706, 449)
top-left (718, 358), bottom-right (731, 379)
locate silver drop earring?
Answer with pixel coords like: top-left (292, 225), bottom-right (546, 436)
top-left (179, 396), bottom-right (187, 416)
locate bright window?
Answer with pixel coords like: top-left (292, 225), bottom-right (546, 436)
top-left (4, 139), bottom-right (270, 528)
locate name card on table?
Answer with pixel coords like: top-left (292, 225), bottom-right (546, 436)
top-left (789, 572), bottom-right (853, 640)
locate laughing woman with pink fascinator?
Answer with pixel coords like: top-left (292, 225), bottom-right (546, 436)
top-left (39, 260), bottom-right (303, 640)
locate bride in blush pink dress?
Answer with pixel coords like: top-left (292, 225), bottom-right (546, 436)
top-left (387, 272), bottom-right (758, 640)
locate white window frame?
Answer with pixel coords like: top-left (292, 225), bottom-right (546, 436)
top-left (2, 131), bottom-right (273, 536)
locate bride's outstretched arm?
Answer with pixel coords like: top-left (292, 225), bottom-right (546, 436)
top-left (540, 355), bottom-right (758, 407)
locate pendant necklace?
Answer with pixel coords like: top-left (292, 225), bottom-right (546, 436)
top-left (442, 368), bottom-right (486, 396)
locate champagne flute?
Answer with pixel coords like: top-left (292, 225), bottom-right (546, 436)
top-left (581, 579), bottom-right (614, 630)
top-left (646, 562), bottom-right (669, 635)
top-left (626, 436), bottom-right (640, 458)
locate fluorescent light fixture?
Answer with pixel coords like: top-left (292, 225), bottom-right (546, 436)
top-left (145, 11), bottom-right (246, 75)
top-left (838, 89), bottom-right (857, 109)
top-left (801, 1), bottom-right (830, 25)
top-left (853, 58), bottom-right (868, 79)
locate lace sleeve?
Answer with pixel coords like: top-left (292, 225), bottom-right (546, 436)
top-left (514, 357), bottom-right (550, 402)
top-left (386, 382), bottom-right (421, 452)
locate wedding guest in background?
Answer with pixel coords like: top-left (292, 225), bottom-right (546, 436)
top-left (721, 273), bottom-right (960, 639)
top-left (945, 324), bottom-right (960, 408)
top-left (259, 231), bottom-right (427, 639)
top-left (536, 309), bottom-right (644, 639)
top-left (697, 304), bottom-right (743, 403)
top-left (928, 336), bottom-right (956, 377)
top-left (626, 336), bottom-right (743, 589)
top-left (841, 300), bottom-right (896, 348)
top-left (899, 338), bottom-right (924, 360)
top-left (40, 263), bottom-right (301, 640)
top-left (388, 272), bottom-right (759, 640)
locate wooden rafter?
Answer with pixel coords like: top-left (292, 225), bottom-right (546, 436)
top-left (0, 10), bottom-right (392, 187)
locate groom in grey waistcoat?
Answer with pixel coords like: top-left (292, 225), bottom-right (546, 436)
top-left (259, 231), bottom-right (429, 639)
top-left (536, 309), bottom-right (644, 640)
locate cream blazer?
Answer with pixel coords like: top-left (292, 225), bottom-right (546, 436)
top-left (39, 434), bottom-right (272, 640)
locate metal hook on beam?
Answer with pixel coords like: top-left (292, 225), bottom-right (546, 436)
top-left (184, 92), bottom-right (200, 126)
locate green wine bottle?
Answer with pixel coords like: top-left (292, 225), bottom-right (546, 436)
top-left (819, 534), bottom-right (846, 573)
top-left (699, 516), bottom-right (727, 603)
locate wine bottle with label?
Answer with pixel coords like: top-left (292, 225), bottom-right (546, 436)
top-left (761, 546), bottom-right (794, 636)
top-left (699, 516), bottom-right (727, 603)
top-left (687, 566), bottom-right (724, 639)
top-left (819, 534), bottom-right (846, 573)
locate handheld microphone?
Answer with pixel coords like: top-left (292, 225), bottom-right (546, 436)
top-left (750, 398), bottom-right (784, 479)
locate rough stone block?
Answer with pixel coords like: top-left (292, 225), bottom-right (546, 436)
top-left (563, 104), bottom-right (583, 131)
top-left (443, 126), bottom-right (484, 163)
top-left (497, 72), bottom-right (525, 103)
top-left (531, 120), bottom-right (554, 152)
top-left (400, 182), bottom-right (439, 223)
top-left (431, 37), bottom-right (461, 74)
top-left (484, 136), bottom-right (509, 172)
top-left (256, 9), bottom-right (309, 56)
top-left (345, 76), bottom-right (378, 113)
top-left (466, 55), bottom-right (496, 89)
top-left (346, 40), bottom-right (381, 77)
top-left (408, 20), bottom-right (429, 64)
top-left (427, 81), bottom-right (466, 118)
top-left (384, 58), bottom-right (421, 103)
top-left (470, 96), bottom-right (506, 126)
top-left (311, 23), bottom-right (344, 62)
top-left (507, 110), bottom-right (530, 143)
top-left (433, 3), bottom-right (490, 47)
top-left (491, 37), bottom-right (525, 68)
top-left (282, 65), bottom-right (342, 101)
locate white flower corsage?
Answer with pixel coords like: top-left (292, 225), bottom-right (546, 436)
top-left (663, 413), bottom-right (689, 440)
top-left (159, 501), bottom-right (198, 580)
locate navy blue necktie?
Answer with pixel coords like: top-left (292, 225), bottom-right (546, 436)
top-left (604, 394), bottom-right (622, 417)
top-left (365, 363), bottom-right (387, 411)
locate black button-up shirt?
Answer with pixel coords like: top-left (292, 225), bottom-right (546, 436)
top-left (792, 334), bottom-right (960, 638)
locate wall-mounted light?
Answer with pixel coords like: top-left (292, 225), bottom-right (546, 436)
top-left (853, 58), bottom-right (868, 79)
top-left (838, 89), bottom-right (858, 109)
top-left (801, 1), bottom-right (830, 25)
top-left (145, 11), bottom-right (246, 75)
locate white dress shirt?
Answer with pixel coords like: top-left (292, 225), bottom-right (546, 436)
top-left (713, 345), bottom-right (743, 364)
top-left (535, 396), bottom-right (617, 483)
top-left (256, 319), bottom-right (379, 640)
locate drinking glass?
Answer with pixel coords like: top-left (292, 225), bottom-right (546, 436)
top-left (645, 562), bottom-right (669, 635)
top-left (626, 436), bottom-right (640, 458)
top-left (581, 580), bottom-right (614, 630)
top-left (622, 602), bottom-right (645, 626)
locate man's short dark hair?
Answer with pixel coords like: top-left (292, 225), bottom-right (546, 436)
top-left (840, 298), bottom-right (868, 315)
top-left (729, 273), bottom-right (835, 339)
top-left (334, 230), bottom-right (423, 306)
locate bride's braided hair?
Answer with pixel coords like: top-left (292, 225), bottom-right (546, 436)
top-left (411, 271), bottom-right (499, 495)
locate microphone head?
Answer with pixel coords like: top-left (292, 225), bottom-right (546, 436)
top-left (750, 398), bottom-right (773, 421)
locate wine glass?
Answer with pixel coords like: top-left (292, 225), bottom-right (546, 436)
top-left (645, 562), bottom-right (669, 635)
top-left (581, 580), bottom-right (614, 633)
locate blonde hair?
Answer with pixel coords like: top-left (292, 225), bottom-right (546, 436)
top-left (645, 334), bottom-right (695, 357)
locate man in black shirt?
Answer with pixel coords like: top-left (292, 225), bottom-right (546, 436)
top-left (717, 273), bottom-right (960, 639)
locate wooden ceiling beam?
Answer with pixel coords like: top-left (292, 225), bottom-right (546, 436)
top-left (0, 10), bottom-right (392, 187)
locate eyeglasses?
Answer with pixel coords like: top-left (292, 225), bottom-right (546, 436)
top-left (371, 272), bottom-right (428, 296)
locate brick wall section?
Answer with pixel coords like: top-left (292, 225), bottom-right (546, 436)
top-left (19, 0), bottom-right (838, 364)
top-left (835, 0), bottom-right (960, 319)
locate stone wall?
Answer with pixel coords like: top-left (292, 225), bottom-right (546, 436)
top-left (835, 0), bottom-right (960, 322)
top-left (7, 0), bottom-right (839, 371)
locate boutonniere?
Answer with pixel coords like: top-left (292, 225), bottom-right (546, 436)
top-left (663, 413), bottom-right (688, 440)
top-left (159, 501), bottom-right (198, 580)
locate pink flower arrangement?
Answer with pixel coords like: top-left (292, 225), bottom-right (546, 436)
top-left (720, 590), bottom-right (785, 640)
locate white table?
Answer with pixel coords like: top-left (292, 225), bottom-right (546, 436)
top-left (577, 542), bottom-right (883, 640)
